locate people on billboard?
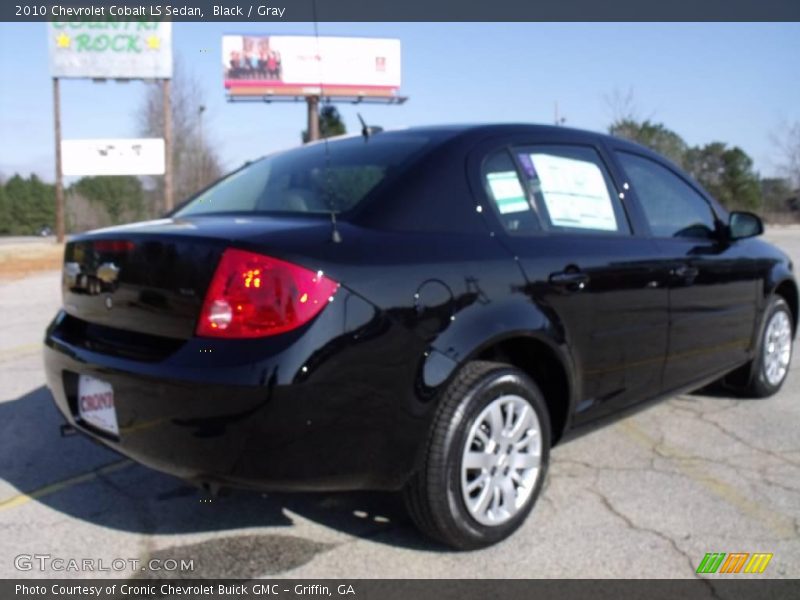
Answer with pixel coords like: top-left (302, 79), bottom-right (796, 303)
top-left (267, 50), bottom-right (282, 80)
top-left (228, 50), bottom-right (243, 79)
top-left (226, 36), bottom-right (283, 81)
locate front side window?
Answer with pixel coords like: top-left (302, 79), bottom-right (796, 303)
top-left (616, 151), bottom-right (717, 239)
top-left (515, 145), bottom-right (630, 235)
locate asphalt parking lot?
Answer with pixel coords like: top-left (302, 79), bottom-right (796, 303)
top-left (1, 230), bottom-right (799, 580)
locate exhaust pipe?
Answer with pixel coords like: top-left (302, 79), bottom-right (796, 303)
top-left (201, 481), bottom-right (229, 497)
top-left (192, 479), bottom-right (231, 498)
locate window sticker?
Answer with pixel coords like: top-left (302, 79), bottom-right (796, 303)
top-left (528, 154), bottom-right (618, 231)
top-left (486, 171), bottom-right (530, 214)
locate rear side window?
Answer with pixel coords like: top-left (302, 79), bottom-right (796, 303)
top-left (174, 135), bottom-right (431, 217)
top-left (616, 151), bottom-right (717, 239)
top-left (482, 151), bottom-right (541, 233)
top-left (516, 146), bottom-right (627, 234)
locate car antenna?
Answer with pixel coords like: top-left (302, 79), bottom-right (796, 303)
top-left (312, 0), bottom-right (341, 244)
top-left (358, 113), bottom-right (383, 141)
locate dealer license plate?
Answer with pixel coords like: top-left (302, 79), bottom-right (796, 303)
top-left (77, 375), bottom-right (119, 436)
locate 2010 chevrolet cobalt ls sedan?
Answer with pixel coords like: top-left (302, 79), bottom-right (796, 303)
top-left (44, 124), bottom-right (796, 549)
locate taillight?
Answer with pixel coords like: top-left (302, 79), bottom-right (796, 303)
top-left (196, 248), bottom-right (339, 338)
top-left (93, 240), bottom-right (135, 253)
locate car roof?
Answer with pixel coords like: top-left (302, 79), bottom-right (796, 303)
top-left (341, 123), bottom-right (655, 157)
top-left (377, 122), bottom-right (606, 140)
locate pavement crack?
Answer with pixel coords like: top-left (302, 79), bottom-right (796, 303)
top-left (696, 411), bottom-right (800, 468)
top-left (588, 488), bottom-right (726, 598)
top-left (588, 488), bottom-right (697, 576)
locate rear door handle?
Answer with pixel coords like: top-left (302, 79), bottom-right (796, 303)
top-left (549, 270), bottom-right (590, 289)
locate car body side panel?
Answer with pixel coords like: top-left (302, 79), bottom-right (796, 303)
top-left (754, 238), bottom-right (797, 327)
top-left (510, 236), bottom-right (670, 425)
top-left (656, 237), bottom-right (762, 387)
top-left (602, 139), bottom-right (787, 388)
top-left (463, 134), bottom-right (671, 425)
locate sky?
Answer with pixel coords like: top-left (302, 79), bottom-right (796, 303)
top-left (1, 22), bottom-right (798, 183)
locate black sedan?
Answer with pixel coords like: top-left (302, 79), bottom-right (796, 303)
top-left (44, 124), bottom-right (796, 549)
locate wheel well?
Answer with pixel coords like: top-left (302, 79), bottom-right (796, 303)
top-left (774, 279), bottom-right (798, 335)
top-left (477, 337), bottom-right (570, 444)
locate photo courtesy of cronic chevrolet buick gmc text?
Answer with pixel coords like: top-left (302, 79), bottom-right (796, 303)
top-left (43, 125), bottom-right (797, 549)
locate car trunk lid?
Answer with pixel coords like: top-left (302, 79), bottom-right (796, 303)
top-left (61, 215), bottom-right (332, 339)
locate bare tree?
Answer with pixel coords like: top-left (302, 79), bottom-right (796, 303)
top-left (604, 87), bottom-right (661, 127)
top-left (65, 190), bottom-right (111, 232)
top-left (604, 86), bottom-right (639, 124)
top-left (774, 121), bottom-right (800, 190)
top-left (137, 57), bottom-right (224, 215)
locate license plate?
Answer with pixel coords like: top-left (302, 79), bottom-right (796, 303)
top-left (78, 375), bottom-right (119, 436)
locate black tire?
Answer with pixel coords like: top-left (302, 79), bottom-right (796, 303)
top-left (403, 360), bottom-right (551, 550)
top-left (726, 296), bottom-right (794, 398)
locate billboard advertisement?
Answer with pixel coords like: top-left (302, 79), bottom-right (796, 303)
top-left (49, 22), bottom-right (173, 79)
top-left (223, 35), bottom-right (401, 97)
top-left (61, 138), bottom-right (166, 176)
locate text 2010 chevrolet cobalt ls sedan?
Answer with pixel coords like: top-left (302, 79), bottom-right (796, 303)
top-left (44, 125), bottom-right (796, 549)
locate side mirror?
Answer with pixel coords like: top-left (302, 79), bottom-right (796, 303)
top-left (729, 211), bottom-right (764, 240)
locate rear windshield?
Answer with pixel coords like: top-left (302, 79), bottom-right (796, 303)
top-left (174, 134), bottom-right (431, 217)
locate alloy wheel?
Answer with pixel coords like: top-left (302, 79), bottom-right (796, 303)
top-left (763, 310), bottom-right (792, 387)
top-left (460, 394), bottom-right (542, 526)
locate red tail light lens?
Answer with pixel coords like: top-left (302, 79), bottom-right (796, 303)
top-left (93, 240), bottom-right (135, 253)
top-left (197, 248), bottom-right (339, 338)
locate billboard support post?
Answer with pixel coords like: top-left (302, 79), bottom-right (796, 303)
top-left (197, 105), bottom-right (206, 191)
top-left (306, 96), bottom-right (320, 142)
top-left (52, 77), bottom-right (65, 244)
top-left (163, 78), bottom-right (173, 212)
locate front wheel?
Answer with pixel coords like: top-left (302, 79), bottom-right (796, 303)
top-left (404, 361), bottom-right (551, 549)
top-left (727, 296), bottom-right (794, 398)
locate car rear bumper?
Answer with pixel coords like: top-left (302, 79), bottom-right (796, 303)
top-left (43, 297), bottom-right (439, 492)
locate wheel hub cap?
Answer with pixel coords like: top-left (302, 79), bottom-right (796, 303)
top-left (460, 394), bottom-right (542, 526)
top-left (764, 310), bottom-right (792, 387)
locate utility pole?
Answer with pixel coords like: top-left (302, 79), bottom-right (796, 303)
top-left (554, 101), bottom-right (566, 126)
top-left (163, 78), bottom-right (173, 212)
top-left (52, 77), bottom-right (65, 243)
top-left (306, 96), bottom-right (320, 142)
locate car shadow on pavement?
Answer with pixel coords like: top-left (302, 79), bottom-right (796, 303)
top-left (0, 386), bottom-right (446, 555)
top-left (689, 380), bottom-right (764, 400)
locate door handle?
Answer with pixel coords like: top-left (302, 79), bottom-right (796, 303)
top-left (672, 265), bottom-right (699, 279)
top-left (549, 270), bottom-right (590, 289)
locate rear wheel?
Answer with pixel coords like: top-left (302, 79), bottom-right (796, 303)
top-left (404, 361), bottom-right (551, 549)
top-left (727, 296), bottom-right (793, 398)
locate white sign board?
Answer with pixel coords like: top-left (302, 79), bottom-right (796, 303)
top-left (223, 35), bottom-right (401, 93)
top-left (62, 138), bottom-right (166, 176)
top-left (487, 172), bottom-right (530, 214)
top-left (49, 22), bottom-right (172, 79)
top-left (529, 153), bottom-right (619, 231)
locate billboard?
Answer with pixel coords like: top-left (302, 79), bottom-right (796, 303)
top-left (61, 139), bottom-right (166, 176)
top-left (49, 22), bottom-right (172, 79)
top-left (223, 35), bottom-right (401, 98)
